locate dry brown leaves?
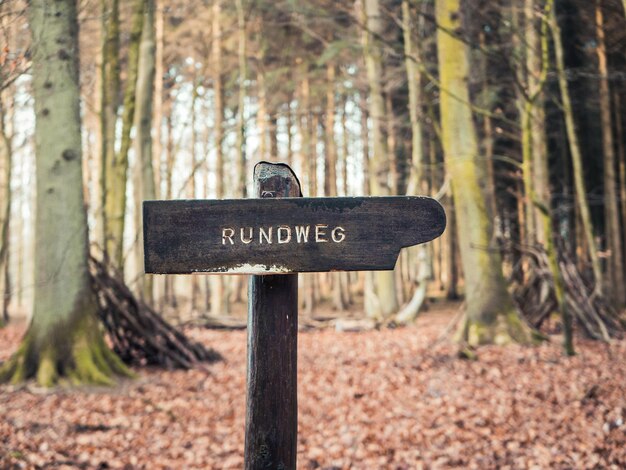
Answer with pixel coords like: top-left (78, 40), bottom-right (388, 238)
top-left (1, 303), bottom-right (625, 469)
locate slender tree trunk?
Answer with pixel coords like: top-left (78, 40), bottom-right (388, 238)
top-left (551, 5), bottom-right (603, 295)
top-left (360, 92), bottom-right (370, 195)
top-left (100, 0), bottom-right (120, 257)
top-left (236, 0), bottom-right (247, 198)
top-left (437, 0), bottom-right (531, 345)
top-left (524, 0), bottom-right (572, 355)
top-left (257, 69), bottom-right (268, 161)
top-left (362, 0), bottom-right (398, 319)
top-left (103, 0), bottom-right (145, 271)
top-left (189, 81), bottom-right (200, 311)
top-left (395, 0), bottom-right (430, 324)
top-left (0, 94), bottom-right (11, 325)
top-left (153, 0), bottom-right (164, 198)
top-left (324, 64), bottom-right (337, 198)
top-left (1, 0), bottom-right (131, 386)
top-left (323, 64), bottom-right (345, 311)
top-left (596, 0), bottom-right (624, 307)
top-left (133, 0), bottom-right (156, 304)
top-left (615, 93), bottom-right (626, 272)
top-left (211, 0), bottom-right (227, 317)
top-left (163, 113), bottom-right (177, 308)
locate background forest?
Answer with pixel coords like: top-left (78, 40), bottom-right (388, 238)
top-left (0, 0), bottom-right (625, 467)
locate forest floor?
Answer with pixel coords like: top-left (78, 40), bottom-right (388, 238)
top-left (1, 301), bottom-right (625, 469)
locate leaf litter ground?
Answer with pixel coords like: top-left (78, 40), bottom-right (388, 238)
top-left (1, 302), bottom-right (625, 469)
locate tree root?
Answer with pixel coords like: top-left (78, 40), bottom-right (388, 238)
top-left (0, 313), bottom-right (134, 387)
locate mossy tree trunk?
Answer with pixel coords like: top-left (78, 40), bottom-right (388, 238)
top-left (362, 0), bottom-right (399, 320)
top-left (0, 0), bottom-right (132, 387)
top-left (436, 0), bottom-right (532, 346)
top-left (102, 0), bottom-right (145, 271)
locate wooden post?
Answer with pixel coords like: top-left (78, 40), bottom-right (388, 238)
top-left (245, 162), bottom-right (301, 470)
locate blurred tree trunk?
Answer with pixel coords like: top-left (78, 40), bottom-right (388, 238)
top-left (102, 0), bottom-right (145, 271)
top-left (210, 0), bottom-right (227, 317)
top-left (100, 0), bottom-right (120, 259)
top-left (324, 64), bottom-right (337, 198)
top-left (189, 81), bottom-right (200, 311)
top-left (615, 93), bottom-right (626, 272)
top-left (596, 0), bottom-right (624, 307)
top-left (551, 5), bottom-right (603, 295)
top-left (0, 94), bottom-right (11, 325)
top-left (153, 0), bottom-right (164, 198)
top-left (523, 0), bottom-right (572, 355)
top-left (257, 69), bottom-right (268, 161)
top-left (0, 0), bottom-right (131, 386)
top-left (437, 0), bottom-right (531, 345)
top-left (362, 0), bottom-right (398, 319)
top-left (133, 0), bottom-right (156, 304)
top-left (323, 63), bottom-right (345, 311)
top-left (236, 0), bottom-right (247, 198)
top-left (395, 0), bottom-right (430, 324)
top-left (163, 112), bottom-right (177, 308)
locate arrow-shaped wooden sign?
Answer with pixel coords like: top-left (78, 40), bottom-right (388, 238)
top-left (143, 196), bottom-right (445, 275)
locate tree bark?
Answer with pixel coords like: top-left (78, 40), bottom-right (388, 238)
top-left (133, 0), bottom-right (156, 304)
top-left (362, 0), bottom-right (398, 319)
top-left (0, 0), bottom-right (132, 386)
top-left (210, 0), bottom-right (227, 317)
top-left (0, 93), bottom-right (11, 325)
top-left (103, 0), bottom-right (145, 271)
top-left (523, 0), bottom-right (572, 355)
top-left (395, 0), bottom-right (430, 324)
top-left (437, 0), bottom-right (531, 345)
top-left (595, 0), bottom-right (624, 307)
top-left (236, 0), bottom-right (247, 198)
top-left (100, 0), bottom-right (120, 258)
top-left (551, 5), bottom-right (603, 295)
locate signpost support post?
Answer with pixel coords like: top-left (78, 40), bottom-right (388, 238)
top-left (244, 163), bottom-right (301, 470)
top-left (143, 160), bottom-right (446, 470)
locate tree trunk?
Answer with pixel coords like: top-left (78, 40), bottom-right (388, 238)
top-left (524, 0), bottom-right (572, 355)
top-left (437, 0), bottom-right (531, 345)
top-left (551, 5), bottom-right (603, 295)
top-left (153, 0), bottom-right (164, 198)
top-left (0, 93), bottom-right (11, 325)
top-left (257, 69), bottom-right (268, 162)
top-left (0, 0), bottom-right (132, 386)
top-left (362, 0), bottom-right (398, 319)
top-left (133, 0), bottom-right (156, 304)
top-left (103, 0), bottom-right (145, 271)
top-left (596, 0), bottom-right (624, 307)
top-left (100, 0), bottom-right (121, 258)
top-left (395, 0), bottom-right (430, 324)
top-left (236, 0), bottom-right (247, 198)
top-left (210, 0), bottom-right (227, 317)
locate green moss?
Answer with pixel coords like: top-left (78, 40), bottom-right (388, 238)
top-left (0, 308), bottom-right (133, 388)
top-left (36, 348), bottom-right (58, 388)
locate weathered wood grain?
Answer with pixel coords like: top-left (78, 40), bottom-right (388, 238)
top-left (245, 162), bottom-right (299, 470)
top-left (143, 196), bottom-right (445, 275)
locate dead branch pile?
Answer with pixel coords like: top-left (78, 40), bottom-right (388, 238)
top-left (512, 246), bottom-right (625, 340)
top-left (89, 257), bottom-right (221, 369)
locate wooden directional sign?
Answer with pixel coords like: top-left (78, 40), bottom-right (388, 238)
top-left (143, 196), bottom-right (446, 275)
